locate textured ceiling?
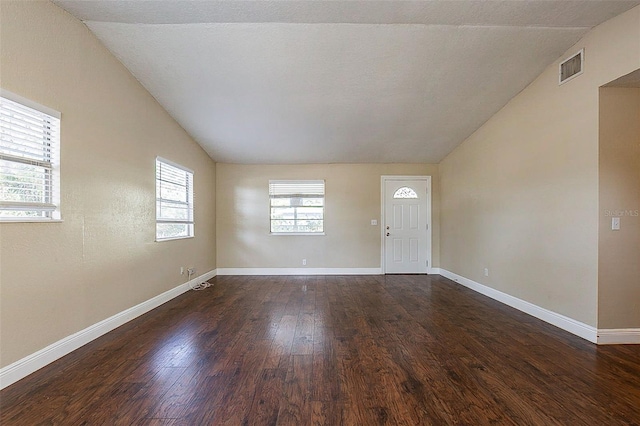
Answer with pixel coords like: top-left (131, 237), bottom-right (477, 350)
top-left (54, 1), bottom-right (640, 164)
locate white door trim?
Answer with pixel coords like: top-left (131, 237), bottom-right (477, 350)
top-left (380, 175), bottom-right (432, 274)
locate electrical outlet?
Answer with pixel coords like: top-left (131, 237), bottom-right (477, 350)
top-left (302, 259), bottom-right (307, 266)
top-left (187, 268), bottom-right (196, 275)
top-left (484, 268), bottom-right (489, 277)
top-left (180, 267), bottom-right (184, 275)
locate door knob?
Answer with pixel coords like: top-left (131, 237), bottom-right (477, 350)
top-left (386, 232), bottom-right (390, 236)
top-left (386, 226), bottom-right (390, 230)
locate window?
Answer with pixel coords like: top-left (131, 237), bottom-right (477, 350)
top-left (269, 180), bottom-right (324, 234)
top-left (0, 91), bottom-right (61, 221)
top-left (156, 157), bottom-right (194, 241)
top-left (393, 187), bottom-right (418, 199)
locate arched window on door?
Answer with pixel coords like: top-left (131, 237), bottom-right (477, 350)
top-left (393, 187), bottom-right (418, 199)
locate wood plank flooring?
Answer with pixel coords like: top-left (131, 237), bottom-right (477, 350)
top-left (1, 274), bottom-right (640, 425)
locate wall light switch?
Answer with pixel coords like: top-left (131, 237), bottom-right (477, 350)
top-left (371, 219), bottom-right (378, 226)
top-left (612, 217), bottom-right (621, 230)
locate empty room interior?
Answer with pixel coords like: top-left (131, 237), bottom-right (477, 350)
top-left (1, 0), bottom-right (639, 424)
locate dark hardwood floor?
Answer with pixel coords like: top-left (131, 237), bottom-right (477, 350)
top-left (1, 275), bottom-right (639, 425)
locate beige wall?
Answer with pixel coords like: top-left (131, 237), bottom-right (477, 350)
top-left (598, 87), bottom-right (640, 329)
top-left (216, 163), bottom-right (439, 269)
top-left (439, 6), bottom-right (640, 327)
top-left (0, 1), bottom-right (216, 367)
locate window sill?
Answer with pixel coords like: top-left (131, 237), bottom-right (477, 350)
top-left (270, 232), bottom-right (325, 236)
top-left (156, 235), bottom-right (194, 242)
top-left (0, 218), bottom-right (64, 223)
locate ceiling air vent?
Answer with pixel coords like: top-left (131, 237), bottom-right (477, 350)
top-left (559, 49), bottom-right (584, 85)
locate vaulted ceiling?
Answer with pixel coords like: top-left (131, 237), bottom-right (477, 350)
top-left (54, 1), bottom-right (640, 164)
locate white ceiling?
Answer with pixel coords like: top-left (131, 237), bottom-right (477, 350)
top-left (54, 1), bottom-right (640, 164)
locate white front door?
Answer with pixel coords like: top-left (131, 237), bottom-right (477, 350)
top-left (383, 178), bottom-right (429, 274)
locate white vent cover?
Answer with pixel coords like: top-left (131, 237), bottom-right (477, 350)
top-left (559, 49), bottom-right (584, 85)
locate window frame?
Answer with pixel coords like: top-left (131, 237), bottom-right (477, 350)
top-left (269, 179), bottom-right (325, 236)
top-left (0, 89), bottom-right (61, 222)
top-left (155, 156), bottom-right (194, 242)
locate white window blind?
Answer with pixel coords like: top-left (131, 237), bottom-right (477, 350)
top-left (156, 157), bottom-right (194, 241)
top-left (269, 180), bottom-right (324, 234)
top-left (0, 92), bottom-right (61, 220)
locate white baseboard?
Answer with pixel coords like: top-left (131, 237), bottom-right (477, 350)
top-left (438, 269), bottom-right (598, 343)
top-left (216, 267), bottom-right (382, 276)
top-left (216, 267), bottom-right (447, 276)
top-left (0, 269), bottom-right (217, 390)
top-left (597, 329), bottom-right (640, 345)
